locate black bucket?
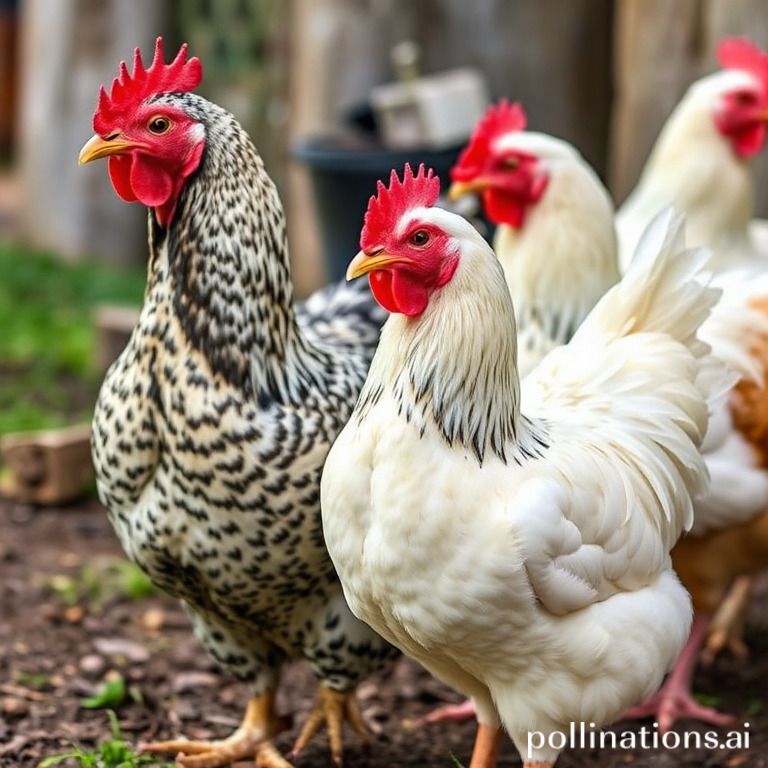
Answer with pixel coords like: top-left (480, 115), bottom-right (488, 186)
top-left (292, 134), bottom-right (463, 282)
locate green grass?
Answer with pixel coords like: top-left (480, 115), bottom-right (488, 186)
top-left (39, 710), bottom-right (173, 768)
top-left (0, 241), bottom-right (145, 434)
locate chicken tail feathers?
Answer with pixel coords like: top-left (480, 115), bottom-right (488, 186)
top-left (574, 209), bottom-right (715, 354)
top-left (573, 207), bottom-right (732, 404)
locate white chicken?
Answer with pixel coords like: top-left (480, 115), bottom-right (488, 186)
top-left (615, 36), bottom-right (768, 728)
top-left (617, 37), bottom-right (768, 273)
top-left (321, 164), bottom-right (723, 768)
top-left (449, 101), bottom-right (619, 377)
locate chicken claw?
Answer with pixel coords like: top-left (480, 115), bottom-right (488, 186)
top-left (701, 576), bottom-right (752, 666)
top-left (622, 616), bottom-right (736, 732)
top-left (291, 686), bottom-right (369, 764)
top-left (140, 691), bottom-right (290, 768)
top-left (623, 682), bottom-right (736, 733)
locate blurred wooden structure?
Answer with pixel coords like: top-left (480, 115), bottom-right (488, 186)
top-left (16, 0), bottom-right (167, 264)
top-left (611, 0), bottom-right (768, 208)
top-left (173, 0), bottom-right (291, 189)
top-left (8, 0), bottom-right (768, 288)
top-left (287, 0), bottom-right (614, 294)
top-left (0, 424), bottom-right (93, 505)
top-left (93, 304), bottom-right (141, 373)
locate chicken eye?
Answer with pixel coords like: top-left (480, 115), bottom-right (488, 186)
top-left (148, 116), bottom-right (172, 134)
top-left (733, 91), bottom-right (755, 106)
top-left (409, 229), bottom-right (430, 246)
top-left (499, 156), bottom-right (519, 170)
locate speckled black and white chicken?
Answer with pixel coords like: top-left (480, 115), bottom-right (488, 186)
top-left (79, 38), bottom-right (396, 768)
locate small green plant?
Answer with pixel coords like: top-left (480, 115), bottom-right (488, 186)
top-left (449, 753), bottom-right (466, 768)
top-left (109, 560), bottom-right (155, 601)
top-left (694, 691), bottom-right (720, 708)
top-left (48, 574), bottom-right (87, 607)
top-left (80, 677), bottom-right (128, 710)
top-left (746, 698), bottom-right (764, 717)
top-left (38, 711), bottom-right (173, 768)
top-left (80, 674), bottom-right (143, 711)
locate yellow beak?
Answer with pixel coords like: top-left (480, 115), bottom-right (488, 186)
top-left (346, 250), bottom-right (411, 280)
top-left (447, 179), bottom-right (490, 201)
top-left (78, 134), bottom-right (148, 165)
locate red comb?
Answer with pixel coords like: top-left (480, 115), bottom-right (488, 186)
top-left (94, 37), bottom-right (203, 135)
top-left (451, 101), bottom-right (527, 180)
top-left (360, 164), bottom-right (441, 251)
top-left (717, 37), bottom-right (768, 91)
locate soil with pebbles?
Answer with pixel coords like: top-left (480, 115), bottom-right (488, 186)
top-left (1, 499), bottom-right (766, 767)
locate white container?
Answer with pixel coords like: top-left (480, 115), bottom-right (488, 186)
top-left (371, 67), bottom-right (490, 150)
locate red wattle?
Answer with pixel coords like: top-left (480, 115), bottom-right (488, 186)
top-left (130, 155), bottom-right (174, 207)
top-left (483, 189), bottom-right (526, 228)
top-left (732, 123), bottom-right (766, 158)
top-left (108, 155), bottom-right (138, 203)
top-left (369, 270), bottom-right (429, 317)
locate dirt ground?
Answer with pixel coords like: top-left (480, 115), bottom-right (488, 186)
top-left (1, 498), bottom-right (767, 768)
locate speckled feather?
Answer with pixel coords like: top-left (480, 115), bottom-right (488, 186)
top-left (91, 92), bottom-right (396, 696)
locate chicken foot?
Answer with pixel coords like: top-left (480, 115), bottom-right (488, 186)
top-left (291, 685), bottom-right (369, 765)
top-left (139, 690), bottom-right (291, 768)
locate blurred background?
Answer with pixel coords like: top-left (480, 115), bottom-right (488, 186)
top-left (0, 0), bottom-right (767, 496)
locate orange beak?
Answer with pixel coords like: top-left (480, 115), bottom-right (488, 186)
top-left (78, 134), bottom-right (148, 165)
top-left (346, 249), bottom-right (413, 280)
top-left (447, 179), bottom-right (491, 201)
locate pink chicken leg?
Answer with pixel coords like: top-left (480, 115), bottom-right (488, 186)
top-left (622, 615), bottom-right (736, 732)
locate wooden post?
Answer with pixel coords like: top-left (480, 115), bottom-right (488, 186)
top-left (16, 0), bottom-right (169, 265)
top-left (415, 0), bottom-right (614, 180)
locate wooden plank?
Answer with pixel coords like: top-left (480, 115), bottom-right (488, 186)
top-left (0, 424), bottom-right (93, 505)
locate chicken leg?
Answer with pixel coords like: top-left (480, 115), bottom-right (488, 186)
top-left (467, 723), bottom-right (502, 768)
top-left (140, 690), bottom-right (291, 768)
top-left (290, 685), bottom-right (369, 765)
top-left (622, 615), bottom-right (736, 732)
top-left (701, 576), bottom-right (753, 665)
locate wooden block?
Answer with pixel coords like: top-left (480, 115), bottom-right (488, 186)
top-left (93, 304), bottom-right (140, 373)
top-left (0, 424), bottom-right (93, 505)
